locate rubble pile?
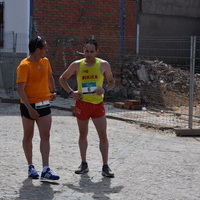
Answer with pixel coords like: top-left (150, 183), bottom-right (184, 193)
top-left (110, 55), bottom-right (200, 109)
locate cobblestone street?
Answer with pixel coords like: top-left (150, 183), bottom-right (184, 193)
top-left (0, 102), bottom-right (200, 200)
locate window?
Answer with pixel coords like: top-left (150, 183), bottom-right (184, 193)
top-left (0, 2), bottom-right (4, 47)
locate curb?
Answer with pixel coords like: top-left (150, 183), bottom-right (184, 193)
top-left (0, 98), bottom-right (20, 104)
top-left (0, 97), bottom-right (175, 132)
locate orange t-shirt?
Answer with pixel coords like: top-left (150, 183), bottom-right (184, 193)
top-left (16, 57), bottom-right (52, 103)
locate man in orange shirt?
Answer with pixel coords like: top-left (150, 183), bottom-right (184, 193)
top-left (16, 36), bottom-right (59, 180)
top-left (59, 39), bottom-right (115, 177)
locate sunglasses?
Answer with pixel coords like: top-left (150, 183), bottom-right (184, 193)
top-left (35, 36), bottom-right (42, 49)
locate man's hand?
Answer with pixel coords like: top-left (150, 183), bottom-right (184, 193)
top-left (28, 107), bottom-right (40, 120)
top-left (95, 88), bottom-right (105, 95)
top-left (50, 92), bottom-right (57, 101)
top-left (71, 91), bottom-right (82, 100)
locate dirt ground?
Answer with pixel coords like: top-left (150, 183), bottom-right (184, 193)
top-left (1, 102), bottom-right (200, 200)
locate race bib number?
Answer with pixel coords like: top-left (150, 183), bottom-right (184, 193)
top-left (35, 100), bottom-right (51, 109)
top-left (82, 82), bottom-right (97, 94)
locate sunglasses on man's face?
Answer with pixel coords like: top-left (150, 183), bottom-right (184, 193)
top-left (35, 36), bottom-right (42, 49)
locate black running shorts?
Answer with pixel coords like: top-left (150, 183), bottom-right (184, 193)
top-left (20, 103), bottom-right (51, 120)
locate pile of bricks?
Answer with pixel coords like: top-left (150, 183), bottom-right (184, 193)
top-left (113, 99), bottom-right (142, 110)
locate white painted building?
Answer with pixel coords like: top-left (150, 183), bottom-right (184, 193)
top-left (0, 0), bottom-right (30, 54)
top-left (0, 0), bottom-right (31, 95)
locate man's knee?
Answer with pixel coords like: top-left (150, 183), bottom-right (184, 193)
top-left (99, 133), bottom-right (108, 143)
top-left (40, 132), bottom-right (50, 141)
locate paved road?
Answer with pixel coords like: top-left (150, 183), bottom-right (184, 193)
top-left (0, 102), bottom-right (200, 200)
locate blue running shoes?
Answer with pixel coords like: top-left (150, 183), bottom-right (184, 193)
top-left (41, 167), bottom-right (60, 180)
top-left (28, 165), bottom-right (39, 179)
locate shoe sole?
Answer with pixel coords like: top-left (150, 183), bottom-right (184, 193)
top-left (40, 177), bottom-right (60, 181)
top-left (102, 172), bottom-right (114, 178)
top-left (75, 169), bottom-right (89, 174)
top-left (28, 175), bottom-right (39, 179)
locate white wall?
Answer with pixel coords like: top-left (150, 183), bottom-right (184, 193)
top-left (4, 0), bottom-right (29, 34)
top-left (0, 0), bottom-right (30, 53)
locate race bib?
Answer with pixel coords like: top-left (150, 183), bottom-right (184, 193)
top-left (82, 82), bottom-right (97, 94)
top-left (35, 100), bottom-right (51, 109)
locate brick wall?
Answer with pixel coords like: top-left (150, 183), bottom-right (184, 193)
top-left (32, 0), bottom-right (137, 89)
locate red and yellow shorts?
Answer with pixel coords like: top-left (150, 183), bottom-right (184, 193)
top-left (75, 100), bottom-right (105, 120)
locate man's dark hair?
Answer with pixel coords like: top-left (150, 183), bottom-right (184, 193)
top-left (85, 39), bottom-right (98, 50)
top-left (29, 36), bottom-right (45, 53)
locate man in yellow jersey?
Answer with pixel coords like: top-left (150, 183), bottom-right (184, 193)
top-left (16, 36), bottom-right (59, 180)
top-left (59, 39), bottom-right (115, 177)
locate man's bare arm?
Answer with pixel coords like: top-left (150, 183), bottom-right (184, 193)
top-left (17, 82), bottom-right (39, 119)
top-left (95, 60), bottom-right (115, 95)
top-left (59, 62), bottom-right (78, 93)
top-left (59, 61), bottom-right (83, 100)
top-left (103, 61), bottom-right (115, 91)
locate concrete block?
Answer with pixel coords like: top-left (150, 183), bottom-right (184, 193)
top-left (175, 128), bottom-right (200, 137)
